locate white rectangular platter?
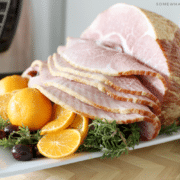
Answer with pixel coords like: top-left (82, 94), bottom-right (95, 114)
top-left (0, 130), bottom-right (180, 178)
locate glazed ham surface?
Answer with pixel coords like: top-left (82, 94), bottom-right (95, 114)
top-left (22, 3), bottom-right (180, 141)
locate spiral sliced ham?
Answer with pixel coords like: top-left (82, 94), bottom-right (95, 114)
top-left (21, 3), bottom-right (180, 142)
top-left (22, 60), bottom-right (161, 141)
top-left (80, 3), bottom-right (180, 125)
top-left (53, 50), bottom-right (160, 105)
top-left (49, 53), bottom-right (161, 114)
top-left (34, 60), bottom-right (159, 118)
top-left (58, 37), bottom-right (166, 103)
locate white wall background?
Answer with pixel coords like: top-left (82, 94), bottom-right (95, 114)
top-left (30, 0), bottom-right (66, 61)
top-left (66, 0), bottom-right (180, 38)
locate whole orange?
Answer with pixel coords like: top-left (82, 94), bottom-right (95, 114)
top-left (0, 75), bottom-right (28, 95)
top-left (7, 88), bottom-right (52, 130)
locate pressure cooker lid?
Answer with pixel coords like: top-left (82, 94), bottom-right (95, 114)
top-left (0, 0), bottom-right (22, 53)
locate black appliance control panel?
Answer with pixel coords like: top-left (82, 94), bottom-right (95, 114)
top-left (0, 0), bottom-right (22, 53)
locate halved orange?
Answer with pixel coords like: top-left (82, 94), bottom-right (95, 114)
top-left (0, 75), bottom-right (28, 95)
top-left (37, 129), bottom-right (81, 158)
top-left (40, 104), bottom-right (76, 135)
top-left (0, 91), bottom-right (18, 120)
top-left (69, 114), bottom-right (89, 143)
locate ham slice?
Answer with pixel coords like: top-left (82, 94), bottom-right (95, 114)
top-left (45, 59), bottom-right (159, 118)
top-left (49, 53), bottom-right (161, 115)
top-left (80, 3), bottom-right (180, 125)
top-left (58, 37), bottom-right (166, 103)
top-left (22, 60), bottom-right (161, 141)
top-left (54, 50), bottom-right (160, 105)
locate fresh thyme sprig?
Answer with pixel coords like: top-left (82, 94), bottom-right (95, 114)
top-left (0, 116), bottom-right (11, 129)
top-left (78, 118), bottom-right (140, 159)
top-left (0, 136), bottom-right (17, 148)
top-left (159, 118), bottom-right (180, 135)
top-left (0, 125), bottom-right (42, 148)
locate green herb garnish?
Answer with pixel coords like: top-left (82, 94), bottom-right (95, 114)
top-left (159, 118), bottom-right (180, 135)
top-left (0, 116), bottom-right (11, 129)
top-left (0, 125), bottom-right (42, 148)
top-left (1, 114), bottom-right (180, 160)
top-left (78, 118), bottom-right (140, 159)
